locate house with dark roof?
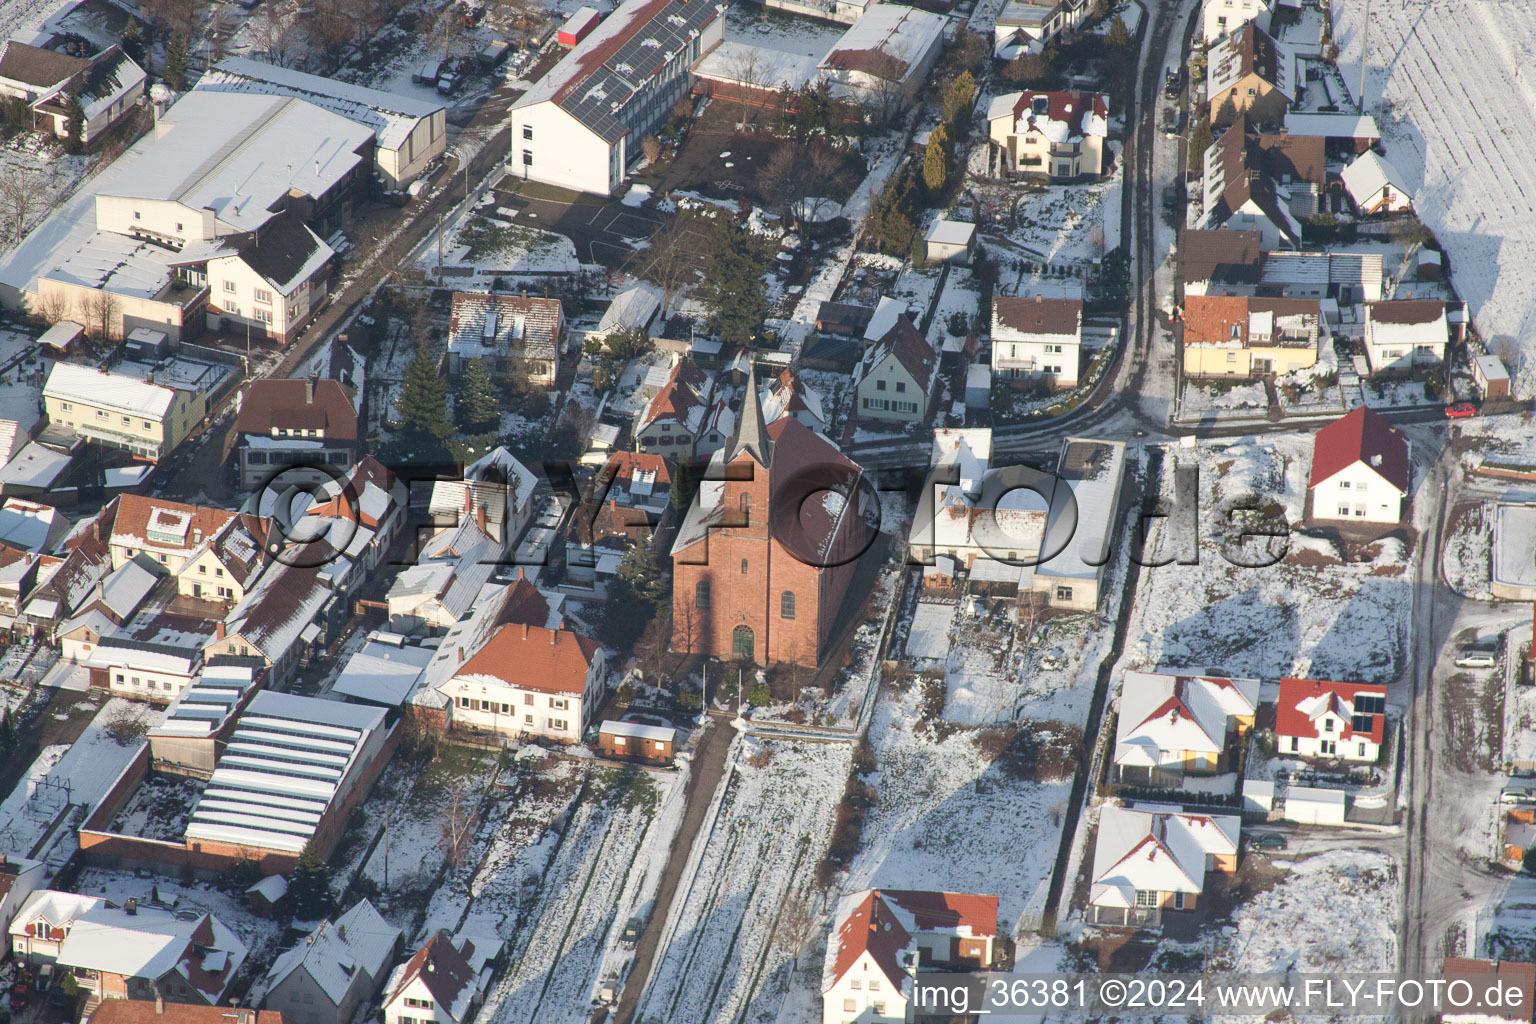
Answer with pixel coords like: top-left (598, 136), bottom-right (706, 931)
top-left (1206, 22), bottom-right (1296, 127)
top-left (1199, 119), bottom-right (1306, 249)
top-left (445, 292), bottom-right (564, 385)
top-left (671, 367), bottom-right (873, 666)
top-left (194, 209), bottom-right (337, 345)
top-left (1112, 671), bottom-right (1260, 785)
top-left (506, 0), bottom-right (725, 196)
top-left (1307, 405), bottom-right (1410, 525)
top-left (382, 931), bottom-right (502, 1024)
top-left (821, 888), bottom-right (997, 1024)
top-left (0, 41), bottom-right (146, 147)
top-left (1361, 299), bottom-right (1447, 374)
top-left (984, 90), bottom-right (1109, 181)
top-left (1179, 229), bottom-right (1263, 297)
top-left (235, 377), bottom-right (359, 492)
top-left (209, 556), bottom-right (340, 687)
top-left (855, 314), bottom-right (935, 426)
top-left (1275, 677), bottom-right (1387, 762)
top-left (991, 295), bottom-right (1084, 388)
top-left (262, 901), bottom-right (400, 1024)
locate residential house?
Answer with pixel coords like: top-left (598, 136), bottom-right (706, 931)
top-left (0, 497), bottom-right (70, 552)
top-left (194, 56), bottom-right (447, 189)
top-left (292, 456), bottom-right (408, 582)
top-left (12, 524), bottom-right (111, 639)
top-left (818, 5), bottom-right (948, 109)
top-left (1178, 229), bottom-right (1262, 297)
top-left (1341, 150), bottom-right (1412, 215)
top-left (438, 620), bottom-right (606, 743)
top-left (992, 0), bottom-right (1090, 58)
top-left (991, 295), bottom-right (1083, 388)
top-left (693, 397), bottom-right (736, 459)
top-left (43, 363), bottom-right (207, 461)
top-left (1275, 677), bottom-right (1387, 762)
top-left (671, 368), bottom-right (872, 666)
top-left (381, 931), bottom-right (501, 1024)
top-left (821, 889), bottom-right (997, 1024)
top-left (1113, 671), bottom-right (1260, 785)
top-left (856, 315), bottom-right (934, 426)
top-left (1201, 0), bottom-right (1271, 45)
top-left (1441, 959), bottom-right (1536, 1024)
top-left (0, 857), bottom-right (48, 953)
top-left (507, 0), bottom-right (724, 196)
top-left (985, 90), bottom-right (1109, 182)
top-left (427, 446), bottom-right (539, 550)
top-left (385, 518), bottom-right (500, 636)
top-left (101, 496), bottom-right (239, 573)
top-left (55, 902), bottom-right (248, 1005)
top-left (235, 377), bottom-right (359, 492)
top-left (9, 890), bottom-right (106, 963)
top-left (1181, 294), bottom-right (1322, 377)
top-left (1361, 299), bottom-right (1447, 374)
top-left (196, 210), bottom-right (337, 345)
top-left (172, 512), bottom-right (275, 606)
top-left (90, 1002), bottom-right (291, 1024)
top-left (263, 901), bottom-right (401, 1024)
top-left (909, 428), bottom-right (1051, 570)
top-left (1258, 249), bottom-right (1385, 305)
top-left (1088, 804), bottom-right (1240, 928)
top-left (634, 357), bottom-right (713, 461)
top-left (86, 613), bottom-right (215, 702)
top-left (1199, 120), bottom-right (1307, 248)
top-left (211, 557), bottom-right (340, 687)
top-left (1206, 23), bottom-right (1296, 127)
top-left (1307, 405), bottom-right (1410, 524)
top-left (445, 292), bottom-right (564, 385)
top-left (582, 451), bottom-right (672, 542)
top-left (1031, 437), bottom-right (1126, 611)
top-left (0, 545), bottom-right (56, 637)
top-left (0, 42), bottom-right (146, 147)
top-left (762, 370), bottom-right (828, 435)
top-left (53, 556), bottom-right (161, 663)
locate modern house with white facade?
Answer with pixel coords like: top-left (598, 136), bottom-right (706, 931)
top-left (507, 0), bottom-right (725, 196)
top-left (1361, 299), bottom-right (1447, 374)
top-left (438, 620), bottom-right (606, 743)
top-left (1089, 804), bottom-right (1240, 929)
top-left (42, 362), bottom-right (208, 461)
top-left (1113, 672), bottom-right (1260, 785)
top-left (1201, 0), bottom-right (1270, 45)
top-left (1341, 150), bottom-right (1412, 215)
top-left (1307, 405), bottom-right (1410, 525)
top-left (985, 91), bottom-right (1108, 182)
top-left (1275, 677), bottom-right (1387, 762)
top-left (991, 295), bottom-right (1083, 388)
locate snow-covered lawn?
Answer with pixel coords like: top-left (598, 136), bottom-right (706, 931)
top-left (1129, 435), bottom-right (1414, 683)
top-left (638, 736), bottom-right (849, 1024)
top-left (1181, 380), bottom-right (1268, 415)
top-left (1333, 0), bottom-right (1536, 397)
top-left (1444, 503), bottom-right (1494, 601)
top-left (421, 215), bottom-right (582, 276)
top-left (989, 164), bottom-right (1122, 274)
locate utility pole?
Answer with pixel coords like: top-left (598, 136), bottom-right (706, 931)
top-left (436, 212), bottom-right (444, 283)
top-left (1357, 0), bottom-right (1371, 114)
top-left (383, 804), bottom-right (389, 888)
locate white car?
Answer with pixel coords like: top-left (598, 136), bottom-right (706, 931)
top-left (1455, 648), bottom-right (1498, 669)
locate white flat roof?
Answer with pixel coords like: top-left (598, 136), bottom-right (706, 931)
top-left (600, 719), bottom-right (676, 742)
top-left (45, 361), bottom-right (175, 417)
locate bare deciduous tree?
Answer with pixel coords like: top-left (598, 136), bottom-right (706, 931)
top-left (860, 51), bottom-right (907, 128)
top-left (630, 212), bottom-right (704, 318)
top-left (776, 890), bottom-right (822, 968)
top-left (0, 166), bottom-right (35, 245)
top-left (439, 788), bottom-right (481, 870)
top-left (77, 290), bottom-right (121, 341)
top-left (104, 704), bottom-right (151, 746)
top-left (724, 47), bottom-right (775, 127)
top-left (251, 0), bottom-right (304, 66)
top-left (33, 290), bottom-right (70, 326)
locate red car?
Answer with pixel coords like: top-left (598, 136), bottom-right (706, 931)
top-left (1445, 401), bottom-right (1478, 418)
top-left (10, 981), bottom-right (28, 1012)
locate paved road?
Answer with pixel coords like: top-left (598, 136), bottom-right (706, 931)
top-left (613, 711), bottom-right (737, 1024)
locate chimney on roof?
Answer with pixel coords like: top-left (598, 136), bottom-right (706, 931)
top-left (154, 989), bottom-right (163, 1014)
top-left (216, 621), bottom-right (226, 640)
top-left (95, 580), bottom-right (105, 603)
top-left (305, 378), bottom-right (315, 404)
top-left (125, 897), bottom-right (138, 915)
top-left (1035, 295), bottom-right (1042, 303)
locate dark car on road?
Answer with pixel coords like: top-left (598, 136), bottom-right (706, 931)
top-left (1250, 832), bottom-right (1287, 850)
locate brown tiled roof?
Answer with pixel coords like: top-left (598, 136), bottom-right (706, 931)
top-left (494, 576), bottom-right (551, 629)
top-left (992, 295), bottom-right (1083, 337)
top-left (455, 621), bottom-right (600, 694)
top-left (1183, 294), bottom-right (1320, 347)
top-left (91, 1003), bottom-right (290, 1024)
top-left (237, 378), bottom-right (358, 443)
top-left (1180, 229), bottom-right (1263, 285)
top-left (1006, 91), bottom-right (1109, 138)
top-left (872, 314), bottom-right (935, 392)
top-left (0, 41), bottom-right (88, 89)
top-left (386, 931), bottom-right (476, 1013)
top-left (1366, 299), bottom-right (1445, 325)
top-left (111, 496), bottom-right (238, 553)
top-left (640, 360), bottom-right (706, 430)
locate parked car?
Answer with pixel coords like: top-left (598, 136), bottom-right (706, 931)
top-left (36, 964), bottom-right (52, 992)
top-left (1445, 401), bottom-right (1478, 418)
top-left (1455, 647), bottom-right (1498, 669)
top-left (10, 982), bottom-right (28, 1012)
top-left (1250, 832), bottom-right (1287, 850)
top-left (437, 72), bottom-right (460, 96)
top-left (1164, 67), bottom-right (1184, 98)
top-left (619, 915), bottom-right (644, 948)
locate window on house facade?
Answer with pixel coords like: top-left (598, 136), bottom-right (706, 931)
top-left (781, 591), bottom-right (795, 619)
top-left (695, 580), bottom-right (711, 609)
top-left (1134, 890), bottom-right (1157, 907)
top-left (1055, 586), bottom-right (1073, 601)
top-left (254, 288), bottom-right (273, 303)
top-left (740, 558), bottom-right (748, 575)
top-left (224, 280), bottom-right (236, 292)
top-left (875, 378), bottom-right (886, 390)
top-left (1173, 892), bottom-right (1186, 910)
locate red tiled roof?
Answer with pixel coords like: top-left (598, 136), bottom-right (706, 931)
top-left (1308, 405), bottom-right (1410, 492)
top-left (1008, 90), bottom-right (1108, 138)
top-left (90, 1003), bottom-right (289, 1024)
top-left (993, 296), bottom-right (1082, 337)
top-left (1275, 677), bottom-right (1386, 744)
top-left (456, 621), bottom-right (600, 694)
top-left (1182, 294), bottom-right (1320, 347)
top-left (829, 889), bottom-right (996, 992)
top-left (110, 496), bottom-right (238, 552)
top-left (386, 931), bottom-right (476, 1014)
top-left (602, 450), bottom-right (673, 489)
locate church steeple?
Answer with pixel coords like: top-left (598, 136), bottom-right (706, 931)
top-left (728, 360), bottom-right (773, 468)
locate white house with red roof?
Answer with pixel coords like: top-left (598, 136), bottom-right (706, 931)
top-left (1275, 677), bottom-right (1387, 762)
top-left (821, 888), bottom-right (997, 1024)
top-left (437, 621), bottom-right (606, 742)
top-left (762, 370), bottom-right (828, 435)
top-left (1361, 299), bottom-right (1447, 374)
top-left (1112, 671), bottom-right (1259, 784)
top-left (382, 930), bottom-right (502, 1024)
top-left (985, 90), bottom-right (1109, 181)
top-left (1308, 405), bottom-right (1410, 525)
top-left (1089, 804), bottom-right (1240, 929)
top-left (634, 357), bottom-right (714, 462)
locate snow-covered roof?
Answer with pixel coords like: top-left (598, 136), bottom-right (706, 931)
top-left (596, 282), bottom-right (663, 337)
top-left (195, 57), bottom-right (443, 152)
top-left (150, 664), bottom-right (256, 739)
top-left (1114, 671), bottom-right (1259, 767)
top-left (1340, 150), bottom-right (1410, 206)
top-left (925, 218), bottom-right (976, 247)
top-left (694, 42), bottom-right (822, 92)
top-left (599, 719), bottom-right (676, 742)
top-left (1090, 804), bottom-right (1239, 907)
top-left (44, 361), bottom-right (175, 418)
top-left (97, 91), bottom-right (374, 235)
top-left (185, 691), bottom-right (384, 854)
top-left (266, 900), bottom-right (400, 1006)
top-left (58, 904), bottom-right (247, 1003)
top-left (8, 889), bottom-right (105, 937)
top-left (820, 4), bottom-right (949, 84)
top-left (246, 874), bottom-right (288, 903)
top-left (1035, 437), bottom-right (1126, 582)
top-left (36, 321), bottom-right (83, 349)
top-left (330, 635), bottom-right (434, 707)
top-left (1283, 111), bottom-right (1380, 141)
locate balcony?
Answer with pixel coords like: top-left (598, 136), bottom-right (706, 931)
top-left (1088, 904), bottom-right (1162, 930)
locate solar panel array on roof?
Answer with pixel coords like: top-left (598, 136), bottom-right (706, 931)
top-left (1350, 714), bottom-right (1375, 734)
top-left (554, 0), bottom-right (720, 143)
top-left (1353, 694), bottom-right (1384, 715)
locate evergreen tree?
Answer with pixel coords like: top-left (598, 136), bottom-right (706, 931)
top-left (670, 459), bottom-right (695, 512)
top-left (599, 533), bottom-right (667, 649)
top-left (942, 71), bottom-right (976, 132)
top-left (62, 92), bottom-right (84, 155)
top-left (120, 19), bottom-right (146, 66)
top-left (1107, 14), bottom-right (1131, 49)
top-left (923, 124), bottom-right (949, 195)
top-left (163, 31), bottom-right (189, 91)
top-left (1187, 116), bottom-right (1212, 175)
top-left (288, 841), bottom-right (332, 920)
top-left (0, 707), bottom-right (13, 760)
top-left (703, 219), bottom-right (769, 347)
top-left (456, 358), bottom-right (500, 433)
top-left (397, 341), bottom-right (453, 449)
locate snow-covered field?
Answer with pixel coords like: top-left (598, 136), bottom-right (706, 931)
top-left (1443, 503), bottom-right (1494, 601)
top-left (637, 736), bottom-right (848, 1024)
top-left (1333, 0), bottom-right (1536, 394)
top-left (1128, 436), bottom-right (1414, 683)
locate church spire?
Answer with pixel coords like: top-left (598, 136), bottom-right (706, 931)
top-left (729, 359), bottom-right (772, 468)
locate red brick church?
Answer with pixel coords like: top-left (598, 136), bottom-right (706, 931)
top-left (670, 367), bottom-right (870, 666)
